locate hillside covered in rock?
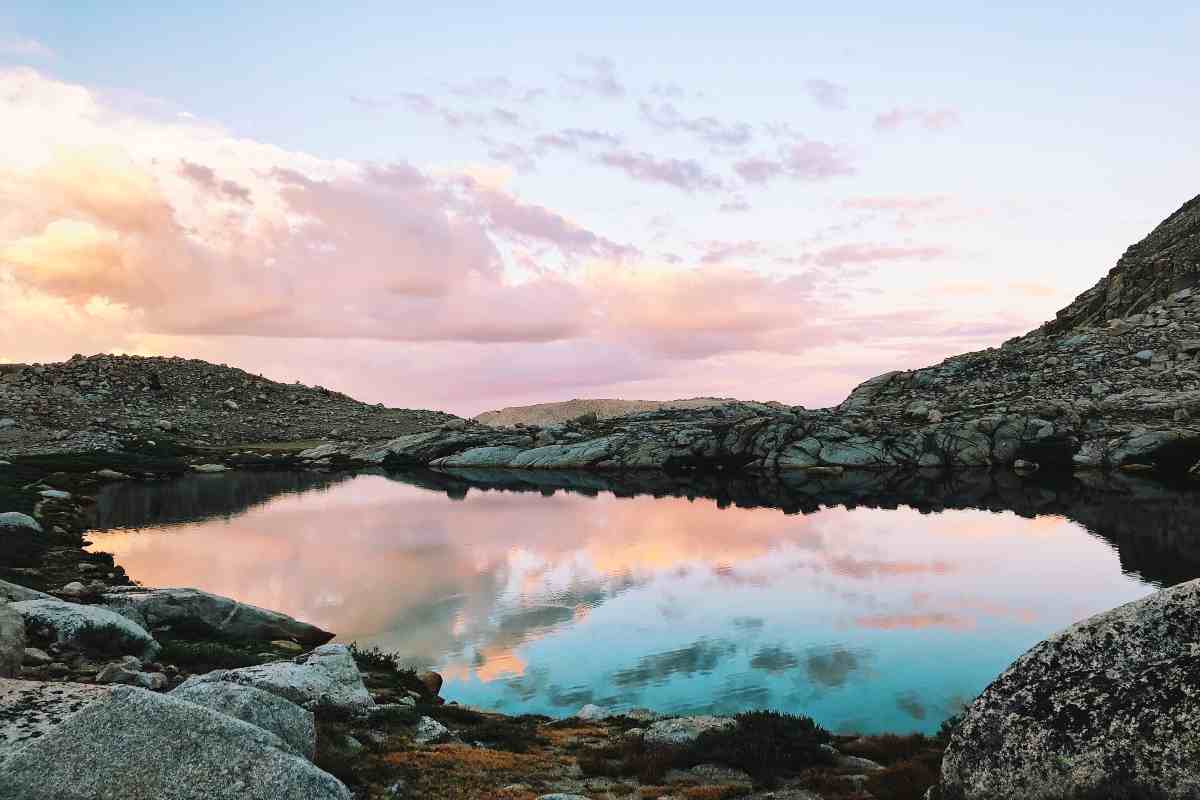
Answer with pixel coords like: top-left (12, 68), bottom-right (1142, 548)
top-left (0, 355), bottom-right (456, 456)
top-left (5, 194), bottom-right (1200, 477)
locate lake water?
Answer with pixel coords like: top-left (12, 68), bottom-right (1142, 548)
top-left (86, 468), bottom-right (1197, 734)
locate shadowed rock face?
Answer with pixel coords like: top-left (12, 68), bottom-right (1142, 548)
top-left (1047, 195), bottom-right (1200, 334)
top-left (396, 467), bottom-right (1200, 588)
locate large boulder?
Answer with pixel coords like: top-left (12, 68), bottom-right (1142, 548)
top-left (0, 580), bottom-right (52, 603)
top-left (175, 644), bottom-right (373, 713)
top-left (101, 587), bottom-right (333, 646)
top-left (9, 598), bottom-right (159, 660)
top-left (0, 680), bottom-right (349, 800)
top-left (0, 602), bottom-right (24, 678)
top-left (171, 681), bottom-right (316, 760)
top-left (0, 512), bottom-right (45, 567)
top-left (940, 579), bottom-right (1200, 799)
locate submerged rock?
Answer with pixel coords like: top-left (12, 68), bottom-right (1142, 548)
top-left (175, 644), bottom-right (373, 713)
top-left (101, 587), bottom-right (333, 646)
top-left (940, 578), bottom-right (1200, 799)
top-left (9, 598), bottom-right (159, 660)
top-left (0, 680), bottom-right (349, 800)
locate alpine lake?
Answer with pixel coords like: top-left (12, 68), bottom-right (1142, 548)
top-left (85, 467), bottom-right (1200, 735)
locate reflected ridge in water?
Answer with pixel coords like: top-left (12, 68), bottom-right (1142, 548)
top-left (88, 468), bottom-right (1200, 733)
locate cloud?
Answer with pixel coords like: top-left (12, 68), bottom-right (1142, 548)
top-left (596, 150), bottom-right (726, 192)
top-left (804, 79), bottom-right (848, 110)
top-left (0, 68), bottom-right (1032, 415)
top-left (750, 645), bottom-right (800, 675)
top-left (874, 107), bottom-right (961, 132)
top-left (806, 646), bottom-right (864, 688)
top-left (178, 160), bottom-right (252, 203)
top-left (353, 91), bottom-right (522, 129)
top-left (698, 240), bottom-right (766, 265)
top-left (560, 55), bottom-right (625, 98)
top-left (734, 140), bottom-right (854, 185)
top-left (0, 37), bottom-right (54, 58)
top-left (611, 638), bottom-right (737, 688)
top-left (639, 101), bottom-right (753, 149)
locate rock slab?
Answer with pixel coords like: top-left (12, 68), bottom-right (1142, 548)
top-left (102, 587), bottom-right (334, 645)
top-left (10, 598), bottom-right (160, 660)
top-left (175, 643), bottom-right (374, 713)
top-left (0, 602), bottom-right (25, 678)
top-left (941, 578), bottom-right (1200, 799)
top-left (0, 682), bottom-right (349, 800)
top-left (172, 681), bottom-right (316, 760)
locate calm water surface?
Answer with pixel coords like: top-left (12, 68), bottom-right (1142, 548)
top-left (87, 470), bottom-right (1171, 734)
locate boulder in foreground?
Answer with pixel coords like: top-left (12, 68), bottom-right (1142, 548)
top-left (175, 643), bottom-right (374, 713)
top-left (101, 587), bottom-right (334, 646)
top-left (171, 680), bottom-right (316, 760)
top-left (0, 679), bottom-right (348, 800)
top-left (9, 598), bottom-right (160, 660)
top-left (941, 578), bottom-right (1200, 799)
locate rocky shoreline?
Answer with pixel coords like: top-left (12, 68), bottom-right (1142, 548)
top-left (1, 459), bottom-right (960, 800)
top-left (4, 454), bottom-right (1200, 798)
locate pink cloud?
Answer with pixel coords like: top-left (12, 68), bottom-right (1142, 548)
top-left (811, 243), bottom-right (948, 267)
top-left (178, 160), bottom-right (252, 203)
top-left (734, 140), bottom-right (855, 185)
top-left (560, 55), bottom-right (625, 98)
top-left (873, 107), bottom-right (961, 132)
top-left (596, 150), bottom-right (726, 192)
top-left (639, 101), bottom-right (753, 149)
top-left (804, 79), bottom-right (848, 110)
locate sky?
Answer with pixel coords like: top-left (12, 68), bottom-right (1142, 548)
top-left (1, 3), bottom-right (1198, 415)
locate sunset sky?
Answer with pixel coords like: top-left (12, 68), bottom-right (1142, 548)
top-left (2, 4), bottom-right (1198, 415)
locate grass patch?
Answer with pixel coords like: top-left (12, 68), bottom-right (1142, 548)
top-left (157, 637), bottom-right (269, 671)
top-left (866, 753), bottom-right (942, 800)
top-left (348, 642), bottom-right (434, 700)
top-left (581, 711), bottom-right (833, 787)
top-left (841, 733), bottom-right (932, 766)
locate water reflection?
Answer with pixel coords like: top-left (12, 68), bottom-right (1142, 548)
top-left (86, 468), bottom-right (1200, 733)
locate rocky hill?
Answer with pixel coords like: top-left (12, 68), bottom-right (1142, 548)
top-left (1046, 194), bottom-right (1200, 333)
top-left (5, 193), bottom-right (1200, 477)
top-left (0, 355), bottom-right (456, 456)
top-left (308, 192), bottom-right (1200, 476)
top-left (474, 397), bottom-right (742, 427)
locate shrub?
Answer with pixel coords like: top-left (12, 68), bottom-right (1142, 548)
top-left (866, 756), bottom-right (941, 800)
top-left (681, 711), bottom-right (834, 783)
top-left (158, 638), bottom-right (266, 671)
top-left (843, 733), bottom-right (932, 766)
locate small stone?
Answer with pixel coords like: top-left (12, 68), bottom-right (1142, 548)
top-left (1134, 350), bottom-right (1154, 364)
top-left (23, 647), bottom-right (52, 666)
top-left (38, 490), bottom-right (71, 500)
top-left (223, 399), bottom-right (239, 410)
top-left (418, 670), bottom-right (443, 696)
top-left (59, 582), bottom-right (87, 597)
top-left (414, 716), bottom-right (452, 745)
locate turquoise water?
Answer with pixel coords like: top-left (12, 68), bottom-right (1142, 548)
top-left (87, 470), bottom-right (1165, 733)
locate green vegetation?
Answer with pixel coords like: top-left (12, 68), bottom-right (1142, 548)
top-left (581, 711), bottom-right (834, 786)
top-left (157, 637), bottom-right (270, 671)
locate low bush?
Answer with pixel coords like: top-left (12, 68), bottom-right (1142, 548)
top-left (158, 638), bottom-right (267, 671)
top-left (681, 711), bottom-right (834, 783)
